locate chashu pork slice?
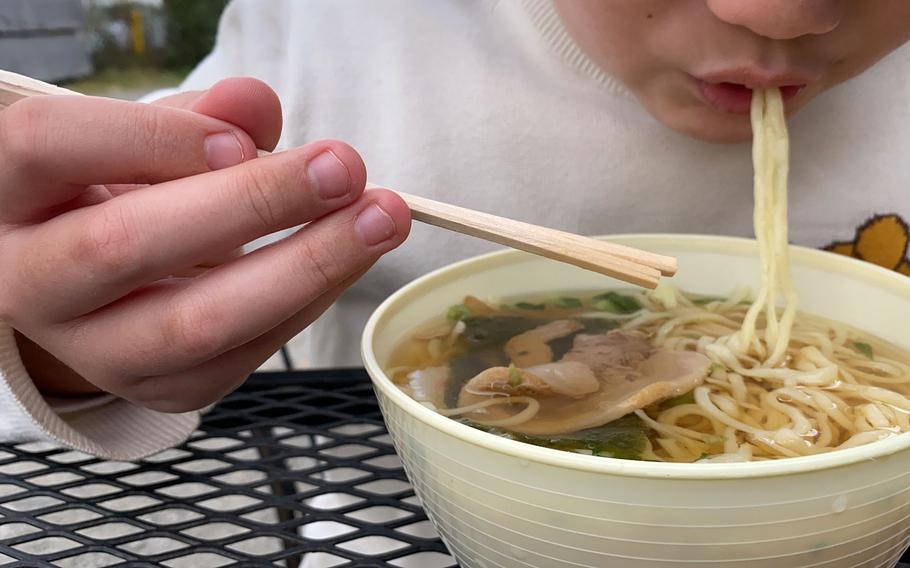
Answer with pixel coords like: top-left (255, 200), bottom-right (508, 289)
top-left (458, 330), bottom-right (711, 435)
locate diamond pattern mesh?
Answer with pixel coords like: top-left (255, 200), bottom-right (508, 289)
top-left (0, 370), bottom-right (456, 567)
top-left (3, 369), bottom-right (910, 568)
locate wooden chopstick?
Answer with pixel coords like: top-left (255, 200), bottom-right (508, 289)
top-left (393, 191), bottom-right (672, 287)
top-left (0, 69), bottom-right (677, 288)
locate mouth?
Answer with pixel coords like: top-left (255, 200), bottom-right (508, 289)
top-left (691, 68), bottom-right (814, 115)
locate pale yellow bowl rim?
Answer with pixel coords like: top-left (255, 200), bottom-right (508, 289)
top-left (362, 234), bottom-right (910, 480)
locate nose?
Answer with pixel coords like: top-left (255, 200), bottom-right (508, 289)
top-left (706, 0), bottom-right (844, 40)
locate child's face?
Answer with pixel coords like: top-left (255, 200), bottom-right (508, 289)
top-left (555, 0), bottom-right (910, 143)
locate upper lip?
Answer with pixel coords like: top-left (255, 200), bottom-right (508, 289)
top-left (695, 67), bottom-right (817, 88)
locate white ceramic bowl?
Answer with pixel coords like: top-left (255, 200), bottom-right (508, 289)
top-left (362, 234), bottom-right (910, 568)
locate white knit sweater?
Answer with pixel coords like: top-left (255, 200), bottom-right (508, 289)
top-left (2, 0), bottom-right (909, 458)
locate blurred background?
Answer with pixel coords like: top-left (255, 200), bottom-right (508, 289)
top-left (0, 0), bottom-right (229, 99)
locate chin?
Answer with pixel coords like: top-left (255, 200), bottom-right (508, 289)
top-left (665, 110), bottom-right (755, 144)
top-left (629, 91), bottom-right (752, 144)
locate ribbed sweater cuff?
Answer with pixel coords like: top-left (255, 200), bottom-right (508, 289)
top-left (0, 323), bottom-right (198, 461)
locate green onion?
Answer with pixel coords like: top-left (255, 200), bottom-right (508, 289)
top-left (593, 299), bottom-right (618, 312)
top-left (591, 292), bottom-right (640, 314)
top-left (446, 304), bottom-right (472, 322)
top-left (710, 362), bottom-right (726, 373)
top-left (554, 297), bottom-right (582, 308)
top-left (853, 342), bottom-right (875, 360)
top-left (514, 302), bottom-right (546, 311)
top-left (508, 363), bottom-right (522, 386)
top-left (662, 391), bottom-right (695, 408)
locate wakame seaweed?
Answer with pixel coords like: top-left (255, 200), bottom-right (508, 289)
top-left (444, 349), bottom-right (507, 408)
top-left (461, 316), bottom-right (544, 350)
top-left (548, 317), bottom-right (621, 359)
top-left (575, 317), bottom-right (621, 334)
top-left (464, 414), bottom-right (648, 460)
top-left (462, 315), bottom-right (620, 360)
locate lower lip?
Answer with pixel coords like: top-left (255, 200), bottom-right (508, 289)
top-left (694, 79), bottom-right (804, 115)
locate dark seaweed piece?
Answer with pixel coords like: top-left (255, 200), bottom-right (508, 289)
top-left (464, 414), bottom-right (647, 460)
top-left (461, 316), bottom-right (543, 350)
top-left (547, 335), bottom-right (575, 361)
top-left (445, 349), bottom-right (508, 408)
top-left (548, 317), bottom-right (620, 360)
top-left (514, 302), bottom-right (546, 310)
top-left (576, 317), bottom-right (621, 334)
top-left (453, 315), bottom-right (621, 402)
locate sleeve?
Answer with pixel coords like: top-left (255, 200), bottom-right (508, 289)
top-left (0, 324), bottom-right (199, 460)
top-left (0, 0), bottom-right (258, 460)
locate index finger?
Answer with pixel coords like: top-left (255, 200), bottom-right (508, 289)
top-left (0, 95), bottom-right (258, 223)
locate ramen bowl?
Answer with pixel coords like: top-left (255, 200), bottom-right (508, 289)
top-left (361, 234), bottom-right (910, 568)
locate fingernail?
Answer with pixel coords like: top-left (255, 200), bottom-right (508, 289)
top-left (309, 150), bottom-right (351, 199)
top-left (204, 132), bottom-right (245, 170)
top-left (355, 204), bottom-right (397, 246)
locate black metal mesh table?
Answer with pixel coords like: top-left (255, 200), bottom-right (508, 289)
top-left (1, 369), bottom-right (909, 568)
top-left (0, 369), bottom-right (454, 567)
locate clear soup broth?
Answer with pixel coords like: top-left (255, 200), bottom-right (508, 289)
top-left (385, 288), bottom-right (910, 463)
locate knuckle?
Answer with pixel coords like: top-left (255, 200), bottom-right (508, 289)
top-left (297, 235), bottom-right (342, 291)
top-left (73, 205), bottom-right (140, 282)
top-left (162, 296), bottom-right (225, 364)
top-left (123, 104), bottom-right (183, 176)
top-left (234, 161), bottom-right (296, 231)
top-left (0, 97), bottom-right (52, 171)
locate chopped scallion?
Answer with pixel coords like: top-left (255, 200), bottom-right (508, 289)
top-left (662, 391), bottom-right (695, 408)
top-left (853, 342), bottom-right (875, 360)
top-left (554, 297), bottom-right (582, 308)
top-left (591, 292), bottom-right (640, 314)
top-left (508, 363), bottom-right (522, 386)
top-left (446, 304), bottom-right (472, 322)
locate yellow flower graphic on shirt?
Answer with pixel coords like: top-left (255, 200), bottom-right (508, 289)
top-left (824, 214), bottom-right (910, 276)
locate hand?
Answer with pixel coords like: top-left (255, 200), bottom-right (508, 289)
top-left (0, 78), bottom-right (411, 412)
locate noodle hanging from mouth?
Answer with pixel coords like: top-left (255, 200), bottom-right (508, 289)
top-left (735, 88), bottom-right (798, 367)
